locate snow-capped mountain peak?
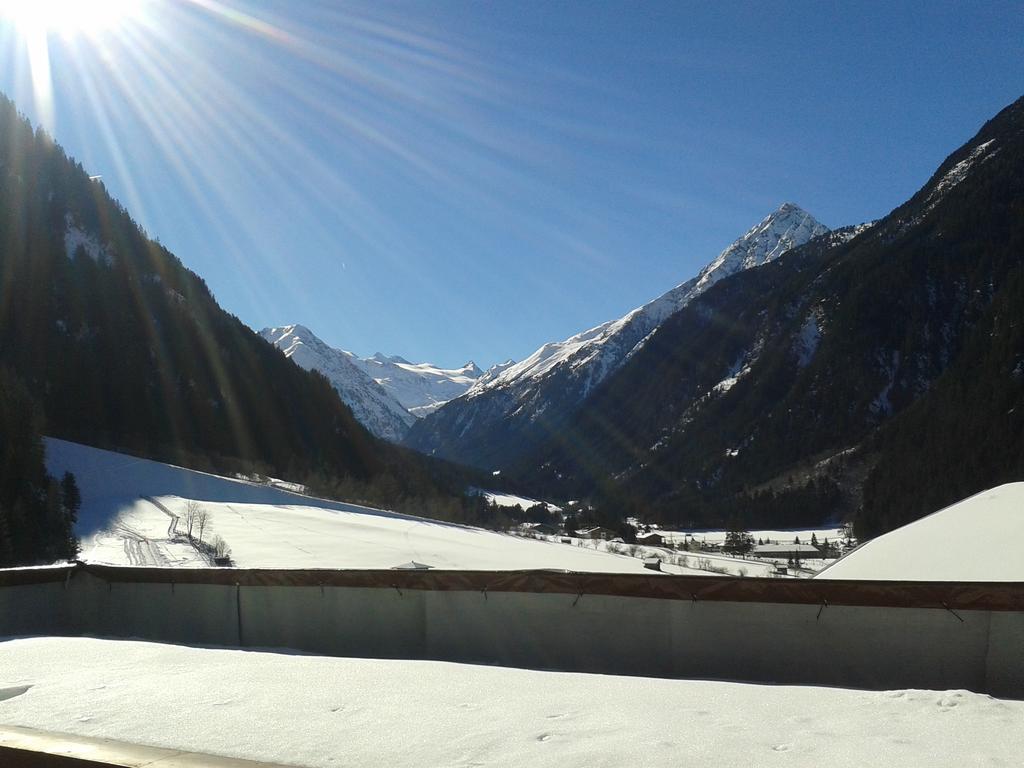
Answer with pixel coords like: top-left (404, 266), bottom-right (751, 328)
top-left (406, 204), bottom-right (830, 468)
top-left (469, 203), bottom-right (828, 399)
top-left (261, 325), bottom-right (491, 436)
top-left (372, 352), bottom-right (411, 365)
top-left (261, 325), bottom-right (415, 442)
top-left (353, 355), bottom-right (488, 418)
top-left (692, 203), bottom-right (829, 293)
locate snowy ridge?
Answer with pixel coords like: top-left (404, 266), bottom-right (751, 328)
top-left (405, 204), bottom-right (831, 467)
top-left (925, 139), bottom-right (998, 210)
top-left (468, 203), bottom-right (828, 401)
top-left (261, 325), bottom-right (497, 438)
top-left (261, 325), bottom-right (415, 442)
top-left (348, 353), bottom-right (493, 417)
top-left (691, 202), bottom-right (830, 293)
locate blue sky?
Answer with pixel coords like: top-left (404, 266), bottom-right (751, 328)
top-left (1, 1), bottom-right (1022, 368)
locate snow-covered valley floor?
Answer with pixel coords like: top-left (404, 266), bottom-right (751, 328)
top-left (0, 637), bottom-right (1020, 768)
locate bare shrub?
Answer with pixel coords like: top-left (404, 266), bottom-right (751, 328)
top-left (183, 500), bottom-right (203, 540)
top-left (212, 535), bottom-right (231, 559)
top-left (196, 509), bottom-right (209, 543)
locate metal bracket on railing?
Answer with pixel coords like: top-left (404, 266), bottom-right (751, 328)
top-left (481, 585), bottom-right (488, 601)
top-left (572, 589), bottom-right (584, 608)
top-left (942, 601), bottom-right (965, 623)
top-left (691, 593), bottom-right (698, 603)
top-left (392, 584), bottom-right (403, 598)
top-left (816, 598), bottom-right (829, 621)
top-left (235, 583), bottom-right (243, 646)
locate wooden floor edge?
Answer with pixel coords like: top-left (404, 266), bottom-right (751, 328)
top-left (0, 724), bottom-right (301, 768)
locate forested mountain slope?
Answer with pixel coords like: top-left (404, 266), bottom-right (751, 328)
top-left (406, 204), bottom-right (827, 470)
top-left (0, 94), bottom-right (463, 505)
top-left (520, 95), bottom-right (1024, 536)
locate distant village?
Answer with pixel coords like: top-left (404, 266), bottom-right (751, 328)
top-left (514, 517), bottom-right (857, 578)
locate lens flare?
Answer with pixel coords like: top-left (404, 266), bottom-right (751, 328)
top-left (0, 0), bottom-right (142, 35)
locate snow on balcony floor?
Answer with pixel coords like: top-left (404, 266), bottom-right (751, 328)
top-left (0, 637), bottom-right (1021, 768)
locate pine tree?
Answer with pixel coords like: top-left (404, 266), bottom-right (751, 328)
top-left (724, 519), bottom-right (753, 555)
top-left (60, 472), bottom-right (81, 559)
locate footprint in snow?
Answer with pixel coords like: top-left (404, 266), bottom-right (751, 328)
top-left (938, 694), bottom-right (963, 709)
top-left (536, 733), bottom-right (552, 743)
top-left (0, 685), bottom-right (31, 702)
top-left (772, 744), bottom-right (792, 752)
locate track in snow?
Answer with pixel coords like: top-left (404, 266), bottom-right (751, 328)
top-left (115, 523), bottom-right (170, 567)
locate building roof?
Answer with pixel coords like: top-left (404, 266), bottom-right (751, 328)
top-left (751, 543), bottom-right (820, 555)
top-left (815, 483), bottom-right (1024, 581)
top-left (521, 522), bottom-right (558, 531)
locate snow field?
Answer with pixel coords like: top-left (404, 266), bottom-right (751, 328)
top-left (475, 489), bottom-right (563, 512)
top-left (530, 535), bottom-right (782, 577)
top-left (656, 527), bottom-right (846, 548)
top-left (1, 637), bottom-right (1021, 768)
top-left (528, 531), bottom-right (844, 578)
top-left (48, 438), bottom-right (713, 574)
top-left (86, 495), bottom-right (711, 573)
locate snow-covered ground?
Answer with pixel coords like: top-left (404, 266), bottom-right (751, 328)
top-left (47, 438), bottom-right (716, 574)
top-left (588, 527), bottom-right (849, 578)
top-left (656, 527), bottom-right (846, 548)
top-left (472, 488), bottom-right (562, 512)
top-left (1, 637), bottom-right (1020, 768)
top-left (557, 536), bottom-right (782, 577)
top-left (816, 483), bottom-right (1024, 581)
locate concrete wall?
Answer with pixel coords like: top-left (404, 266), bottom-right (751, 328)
top-left (0, 580), bottom-right (70, 638)
top-left (1, 565), bottom-right (1021, 698)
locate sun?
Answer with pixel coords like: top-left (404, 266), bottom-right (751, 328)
top-left (0, 0), bottom-right (143, 36)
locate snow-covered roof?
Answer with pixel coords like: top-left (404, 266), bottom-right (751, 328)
top-left (816, 483), bottom-right (1024, 581)
top-left (392, 561), bottom-right (432, 570)
top-left (637, 532), bottom-right (664, 542)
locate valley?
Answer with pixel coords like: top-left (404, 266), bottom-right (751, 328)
top-left (0, 8), bottom-right (1022, 767)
